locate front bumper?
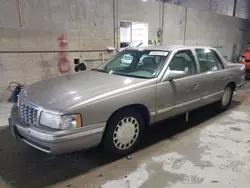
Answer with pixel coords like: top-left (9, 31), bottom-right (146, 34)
top-left (9, 105), bottom-right (106, 155)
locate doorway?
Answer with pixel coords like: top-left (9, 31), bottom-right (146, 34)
top-left (119, 21), bottom-right (149, 51)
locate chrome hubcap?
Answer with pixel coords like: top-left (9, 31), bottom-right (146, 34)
top-left (113, 117), bottom-right (139, 150)
top-left (222, 87), bottom-right (231, 106)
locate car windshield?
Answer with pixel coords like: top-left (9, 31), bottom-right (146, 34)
top-left (95, 50), bottom-right (170, 79)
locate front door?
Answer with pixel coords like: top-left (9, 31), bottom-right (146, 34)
top-left (156, 49), bottom-right (201, 121)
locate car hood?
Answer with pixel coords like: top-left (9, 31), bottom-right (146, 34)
top-left (22, 71), bottom-right (147, 113)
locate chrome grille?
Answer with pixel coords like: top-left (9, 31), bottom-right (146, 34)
top-left (20, 103), bottom-right (38, 125)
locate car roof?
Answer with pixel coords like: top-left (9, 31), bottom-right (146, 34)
top-left (128, 45), bottom-right (217, 52)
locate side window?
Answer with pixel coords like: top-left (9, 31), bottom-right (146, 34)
top-left (195, 49), bottom-right (223, 73)
top-left (211, 50), bottom-right (224, 69)
top-left (169, 50), bottom-right (197, 76)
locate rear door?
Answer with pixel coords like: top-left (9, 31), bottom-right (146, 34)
top-left (195, 48), bottom-right (228, 105)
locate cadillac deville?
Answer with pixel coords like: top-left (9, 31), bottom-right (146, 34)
top-left (9, 46), bottom-right (245, 156)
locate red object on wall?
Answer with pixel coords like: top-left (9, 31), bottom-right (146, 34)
top-left (240, 48), bottom-right (250, 73)
top-left (57, 34), bottom-right (71, 74)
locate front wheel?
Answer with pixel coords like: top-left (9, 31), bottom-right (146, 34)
top-left (216, 85), bottom-right (234, 111)
top-left (102, 108), bottom-right (144, 156)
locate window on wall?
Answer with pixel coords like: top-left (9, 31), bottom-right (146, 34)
top-left (195, 49), bottom-right (224, 73)
top-left (168, 50), bottom-right (198, 76)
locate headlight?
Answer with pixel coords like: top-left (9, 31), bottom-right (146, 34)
top-left (40, 112), bottom-right (61, 129)
top-left (40, 112), bottom-right (82, 130)
top-left (60, 114), bottom-right (82, 129)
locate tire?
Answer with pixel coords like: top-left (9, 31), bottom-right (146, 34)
top-left (102, 108), bottom-right (145, 156)
top-left (216, 85), bottom-right (234, 111)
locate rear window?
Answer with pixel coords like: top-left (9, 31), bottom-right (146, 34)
top-left (195, 49), bottom-right (224, 73)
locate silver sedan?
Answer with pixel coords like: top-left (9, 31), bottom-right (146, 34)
top-left (9, 45), bottom-right (245, 156)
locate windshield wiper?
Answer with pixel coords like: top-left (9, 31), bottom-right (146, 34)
top-left (111, 71), bottom-right (150, 79)
top-left (93, 69), bottom-right (108, 73)
top-left (93, 69), bottom-right (151, 79)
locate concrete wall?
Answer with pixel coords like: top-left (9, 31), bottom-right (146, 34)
top-left (0, 0), bottom-right (250, 101)
top-left (178, 0), bottom-right (211, 11)
top-left (163, 4), bottom-right (186, 44)
top-left (177, 0), bottom-right (250, 19)
top-left (185, 7), bottom-right (250, 59)
top-left (210, 0), bottom-right (234, 16)
top-left (0, 0), bottom-right (114, 101)
top-left (162, 3), bottom-right (250, 60)
top-left (0, 0), bottom-right (114, 51)
top-left (236, 0), bottom-right (250, 19)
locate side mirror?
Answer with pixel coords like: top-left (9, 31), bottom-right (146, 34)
top-left (168, 70), bottom-right (186, 80)
top-left (162, 69), bottom-right (186, 82)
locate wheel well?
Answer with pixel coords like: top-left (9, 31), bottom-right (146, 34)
top-left (228, 82), bottom-right (236, 91)
top-left (107, 104), bottom-right (150, 127)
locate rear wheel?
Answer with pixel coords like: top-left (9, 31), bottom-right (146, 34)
top-left (103, 108), bottom-right (144, 156)
top-left (217, 85), bottom-right (234, 111)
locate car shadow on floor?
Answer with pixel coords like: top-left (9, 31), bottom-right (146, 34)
top-left (0, 101), bottom-right (241, 188)
top-left (141, 101), bottom-right (241, 148)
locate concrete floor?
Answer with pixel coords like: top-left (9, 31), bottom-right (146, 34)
top-left (1, 81), bottom-right (250, 188)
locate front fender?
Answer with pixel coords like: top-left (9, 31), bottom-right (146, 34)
top-left (61, 84), bottom-right (156, 126)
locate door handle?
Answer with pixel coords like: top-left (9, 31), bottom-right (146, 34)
top-left (222, 76), bottom-right (227, 80)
